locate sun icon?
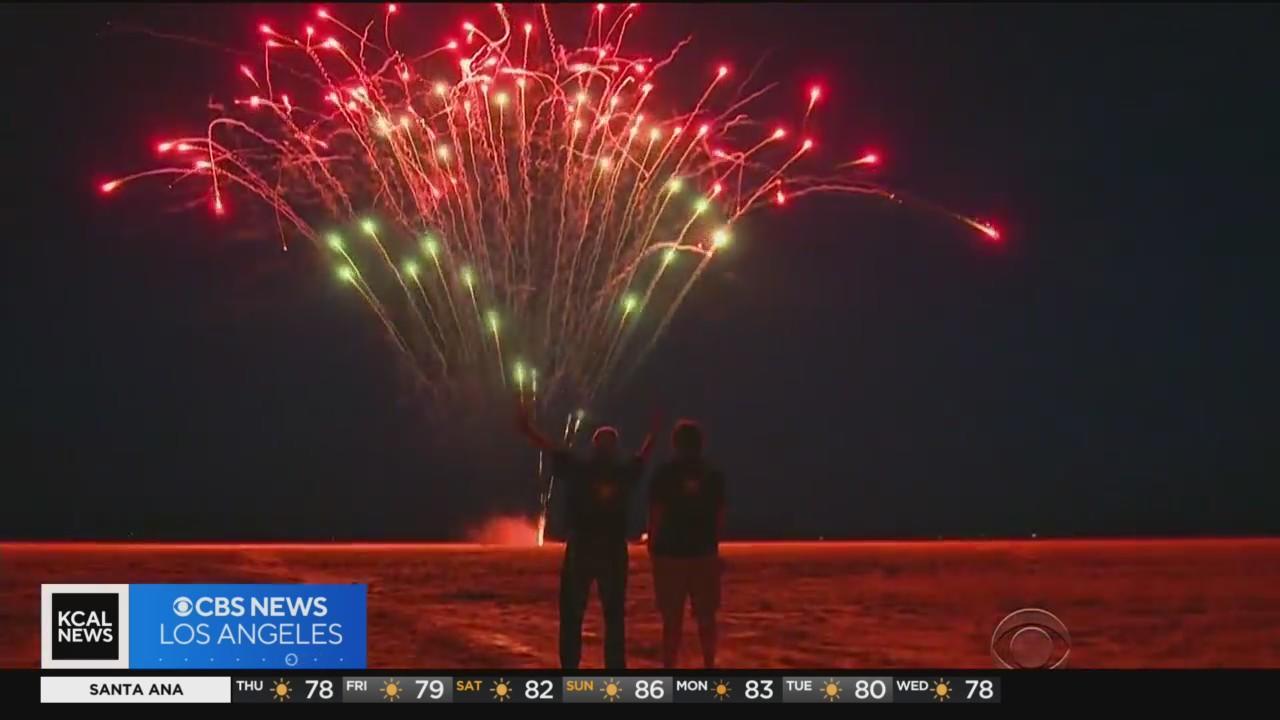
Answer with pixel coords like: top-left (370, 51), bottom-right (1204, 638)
top-left (823, 678), bottom-right (841, 702)
top-left (713, 680), bottom-right (731, 700)
top-left (380, 678), bottom-right (401, 702)
top-left (492, 678), bottom-right (511, 702)
top-left (272, 678), bottom-right (291, 702)
top-left (603, 678), bottom-right (621, 702)
top-left (933, 679), bottom-right (951, 702)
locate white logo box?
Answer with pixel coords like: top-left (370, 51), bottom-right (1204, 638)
top-left (41, 677), bottom-right (231, 703)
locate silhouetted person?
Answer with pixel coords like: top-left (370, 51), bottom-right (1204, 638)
top-left (648, 419), bottom-right (726, 668)
top-left (517, 403), bottom-right (657, 669)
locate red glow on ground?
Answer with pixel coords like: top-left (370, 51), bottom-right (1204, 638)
top-left (465, 516), bottom-right (540, 546)
top-left (4, 539), bottom-right (1278, 669)
top-left (3, 537), bottom-right (1272, 552)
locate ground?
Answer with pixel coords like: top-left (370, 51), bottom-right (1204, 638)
top-left (3, 539), bottom-right (1278, 668)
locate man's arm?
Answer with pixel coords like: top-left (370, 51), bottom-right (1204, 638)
top-left (647, 467), bottom-right (667, 549)
top-left (516, 402), bottom-right (562, 453)
top-left (635, 408), bottom-right (663, 462)
top-left (648, 505), bottom-right (664, 549)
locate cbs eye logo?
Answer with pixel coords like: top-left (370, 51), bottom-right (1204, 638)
top-left (990, 608), bottom-right (1070, 669)
top-left (172, 597), bottom-right (194, 617)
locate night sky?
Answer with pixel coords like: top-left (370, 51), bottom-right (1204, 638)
top-left (3, 3), bottom-right (1276, 540)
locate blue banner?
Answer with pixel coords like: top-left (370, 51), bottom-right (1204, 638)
top-left (127, 584), bottom-right (366, 670)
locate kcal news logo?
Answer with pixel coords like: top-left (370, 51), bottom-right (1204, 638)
top-left (42, 584), bottom-right (366, 670)
top-left (42, 585), bottom-right (130, 669)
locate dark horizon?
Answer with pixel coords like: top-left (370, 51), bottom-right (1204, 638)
top-left (3, 3), bottom-right (1276, 540)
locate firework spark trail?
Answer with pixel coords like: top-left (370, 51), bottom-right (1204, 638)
top-left (339, 265), bottom-right (418, 378)
top-left (536, 407), bottom-right (587, 547)
top-left (424, 237), bottom-right (470, 357)
top-left (591, 245), bottom-right (684, 397)
top-left (409, 268), bottom-right (450, 371)
top-left (101, 3), bottom-right (998, 420)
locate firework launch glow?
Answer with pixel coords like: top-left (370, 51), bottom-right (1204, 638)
top-left (100, 3), bottom-right (998, 416)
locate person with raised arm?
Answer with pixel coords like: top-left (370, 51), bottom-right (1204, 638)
top-left (517, 402), bottom-right (659, 669)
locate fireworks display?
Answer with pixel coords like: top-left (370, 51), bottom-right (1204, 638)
top-left (100, 3), bottom-right (999, 420)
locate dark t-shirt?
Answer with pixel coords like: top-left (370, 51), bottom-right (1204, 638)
top-left (552, 450), bottom-right (645, 546)
top-left (649, 458), bottom-right (726, 557)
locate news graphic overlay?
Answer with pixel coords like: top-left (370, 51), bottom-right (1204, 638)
top-left (781, 677), bottom-right (894, 703)
top-left (451, 677), bottom-right (562, 704)
top-left (42, 585), bottom-right (130, 669)
top-left (892, 677), bottom-right (1001, 703)
top-left (341, 677), bottom-right (453, 704)
top-left (129, 584), bottom-right (366, 669)
top-left (562, 677), bottom-right (675, 703)
top-left (991, 608), bottom-right (1071, 669)
top-left (231, 676), bottom-right (344, 703)
top-left (40, 674), bottom-right (1005, 704)
top-left (41, 677), bottom-right (231, 704)
top-left (670, 677), bottom-right (785, 703)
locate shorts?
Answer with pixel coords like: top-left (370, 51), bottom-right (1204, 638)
top-left (651, 554), bottom-right (722, 618)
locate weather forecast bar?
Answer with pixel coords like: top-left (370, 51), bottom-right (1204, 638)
top-left (41, 676), bottom-right (231, 703)
top-left (561, 676), bottom-right (672, 703)
top-left (38, 674), bottom-right (1001, 703)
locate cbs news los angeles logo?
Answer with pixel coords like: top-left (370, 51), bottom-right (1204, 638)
top-left (41, 585), bottom-right (131, 669)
